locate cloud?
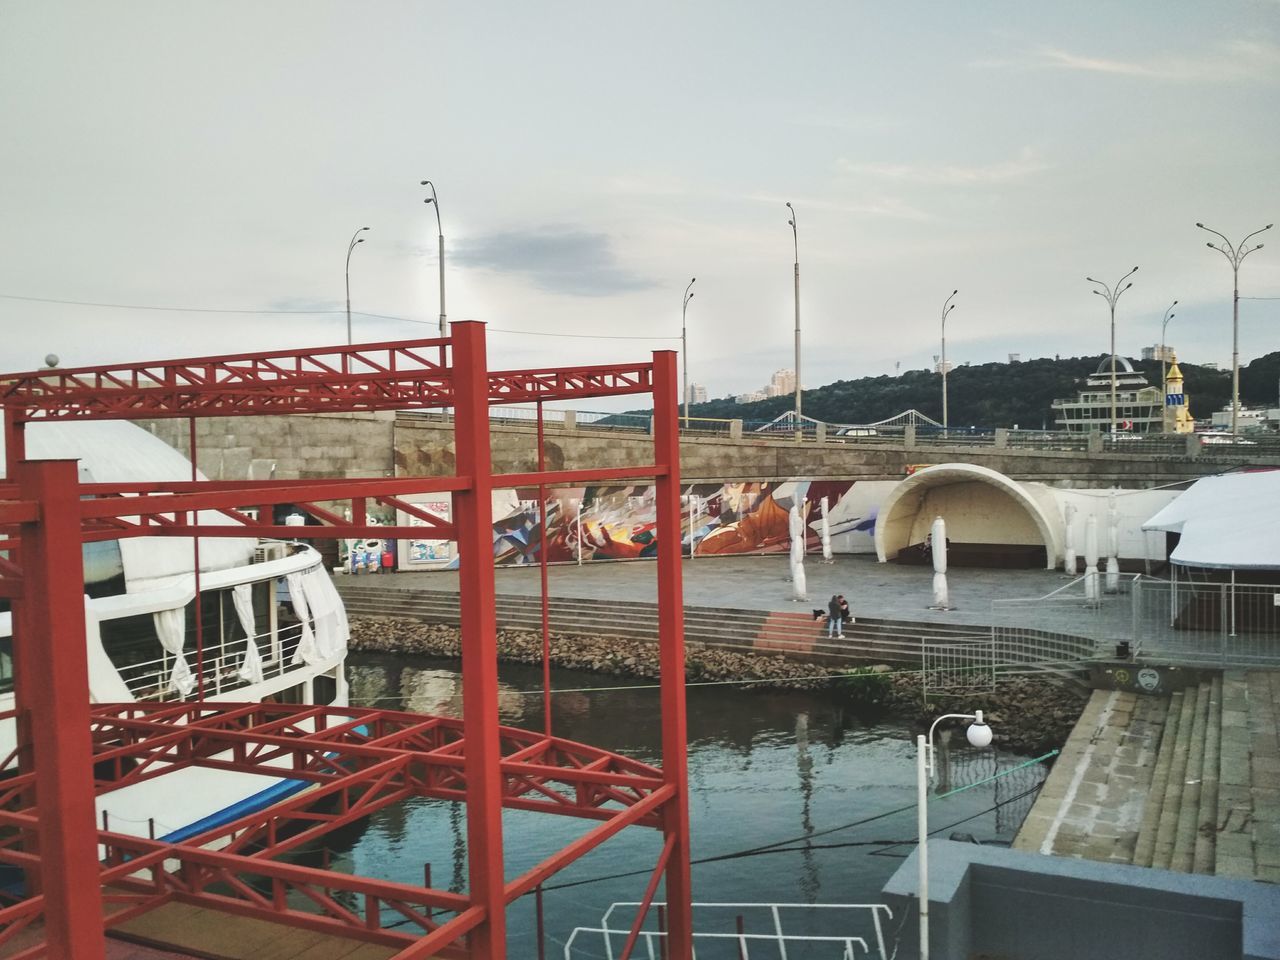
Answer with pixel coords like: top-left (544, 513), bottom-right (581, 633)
top-left (453, 228), bottom-right (656, 297)
top-left (973, 39), bottom-right (1280, 83)
top-left (836, 146), bottom-right (1048, 186)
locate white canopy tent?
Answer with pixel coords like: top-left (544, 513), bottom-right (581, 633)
top-left (1142, 471), bottom-right (1280, 570)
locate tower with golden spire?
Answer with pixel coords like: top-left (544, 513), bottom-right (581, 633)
top-left (1164, 354), bottom-right (1194, 433)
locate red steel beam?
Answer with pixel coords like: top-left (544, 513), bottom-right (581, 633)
top-left (652, 349), bottom-right (694, 959)
top-left (13, 460), bottom-right (104, 960)
top-left (450, 321), bottom-right (508, 958)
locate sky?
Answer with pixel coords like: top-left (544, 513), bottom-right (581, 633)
top-left (1, 1), bottom-right (1277, 408)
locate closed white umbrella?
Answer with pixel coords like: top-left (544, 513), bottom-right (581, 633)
top-left (1084, 514), bottom-right (1100, 603)
top-left (930, 516), bottom-right (950, 610)
top-left (1105, 490), bottom-right (1121, 594)
top-left (820, 496), bottom-right (833, 563)
top-left (789, 503), bottom-right (807, 600)
top-left (1063, 503), bottom-right (1077, 575)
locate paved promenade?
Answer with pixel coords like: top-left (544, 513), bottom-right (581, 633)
top-left (365, 554), bottom-right (1134, 636)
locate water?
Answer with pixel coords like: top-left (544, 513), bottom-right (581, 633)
top-left (338, 653), bottom-right (1047, 956)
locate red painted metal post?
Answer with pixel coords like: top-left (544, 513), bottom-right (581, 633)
top-left (536, 401), bottom-right (551, 736)
top-left (189, 418), bottom-right (204, 699)
top-left (15, 459), bottom-right (105, 959)
top-left (650, 350), bottom-right (693, 959)
top-left (449, 321), bottom-right (508, 957)
top-left (2, 408), bottom-right (24, 478)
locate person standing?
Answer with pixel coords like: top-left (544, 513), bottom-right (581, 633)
top-left (838, 594), bottom-right (852, 627)
top-left (827, 594), bottom-right (844, 639)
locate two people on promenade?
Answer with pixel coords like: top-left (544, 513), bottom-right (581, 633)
top-left (826, 594), bottom-right (852, 639)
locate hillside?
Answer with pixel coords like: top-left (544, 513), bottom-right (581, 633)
top-left (665, 353), bottom-right (1280, 430)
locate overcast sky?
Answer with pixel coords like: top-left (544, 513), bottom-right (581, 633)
top-left (1, 1), bottom-right (1277, 405)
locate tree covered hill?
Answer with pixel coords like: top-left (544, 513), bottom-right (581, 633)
top-left (662, 353), bottom-right (1280, 430)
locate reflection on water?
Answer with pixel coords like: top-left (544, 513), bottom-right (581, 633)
top-left (338, 653), bottom-right (1048, 953)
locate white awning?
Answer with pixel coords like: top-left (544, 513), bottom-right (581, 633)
top-left (1142, 470), bottom-right (1280, 569)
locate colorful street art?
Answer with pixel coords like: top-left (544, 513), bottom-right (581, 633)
top-left (394, 480), bottom-right (885, 568)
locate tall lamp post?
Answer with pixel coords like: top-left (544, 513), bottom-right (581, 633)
top-left (1196, 222), bottom-right (1272, 437)
top-left (940, 290), bottom-right (958, 434)
top-left (345, 227), bottom-right (370, 345)
top-left (786, 202), bottom-right (801, 436)
top-left (1159, 300), bottom-right (1178, 425)
top-left (917, 710), bottom-right (994, 960)
top-left (421, 180), bottom-right (447, 338)
top-left (1086, 267), bottom-right (1139, 434)
top-left (681, 277), bottom-right (696, 428)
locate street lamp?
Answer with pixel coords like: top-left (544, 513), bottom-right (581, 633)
top-left (940, 291), bottom-right (958, 434)
top-left (345, 227), bottom-right (370, 345)
top-left (1196, 222), bottom-right (1272, 437)
top-left (682, 278), bottom-right (696, 427)
top-left (1159, 300), bottom-right (1178, 427)
top-left (1086, 267), bottom-right (1139, 434)
top-left (917, 710), bottom-right (994, 960)
top-left (421, 180), bottom-right (447, 338)
top-left (786, 202), bottom-right (801, 436)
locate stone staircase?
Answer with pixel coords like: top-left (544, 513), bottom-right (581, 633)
top-left (335, 582), bottom-right (1005, 672)
top-left (1028, 668), bottom-right (1279, 882)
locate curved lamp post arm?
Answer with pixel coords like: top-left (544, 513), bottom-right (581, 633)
top-left (1196, 221), bottom-right (1234, 253)
top-left (924, 710), bottom-right (986, 777)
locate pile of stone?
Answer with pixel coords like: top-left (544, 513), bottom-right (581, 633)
top-left (349, 617), bottom-right (833, 689)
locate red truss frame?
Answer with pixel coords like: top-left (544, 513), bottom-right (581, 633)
top-left (0, 321), bottom-right (693, 960)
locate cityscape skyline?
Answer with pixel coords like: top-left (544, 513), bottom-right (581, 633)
top-left (0, 2), bottom-right (1276, 403)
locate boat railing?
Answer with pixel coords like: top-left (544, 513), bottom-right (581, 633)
top-left (118, 622), bottom-right (309, 702)
top-left (564, 901), bottom-right (893, 960)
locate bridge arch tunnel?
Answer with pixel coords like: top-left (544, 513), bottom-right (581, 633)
top-left (874, 463), bottom-right (1063, 570)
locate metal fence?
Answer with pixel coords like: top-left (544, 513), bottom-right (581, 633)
top-left (1130, 577), bottom-right (1280, 666)
top-left (923, 635), bottom-right (996, 702)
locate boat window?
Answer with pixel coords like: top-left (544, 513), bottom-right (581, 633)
top-left (0, 637), bottom-right (11, 695)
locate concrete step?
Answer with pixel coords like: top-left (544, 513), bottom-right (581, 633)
top-left (1133, 690), bottom-right (1183, 868)
top-left (1171, 680), bottom-right (1211, 872)
top-left (1151, 683), bottom-right (1200, 870)
top-left (1193, 673), bottom-right (1223, 874)
top-left (1215, 671), bottom-right (1254, 879)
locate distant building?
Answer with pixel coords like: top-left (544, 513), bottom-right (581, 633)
top-left (765, 369), bottom-right (796, 397)
top-left (933, 359), bottom-right (954, 374)
top-left (735, 390), bottom-right (767, 404)
top-left (1201, 361), bottom-right (1221, 371)
top-left (689, 383), bottom-right (708, 404)
top-left (1141, 344), bottom-right (1177, 362)
top-left (1050, 356), bottom-right (1164, 433)
top-left (1008, 353), bottom-right (1021, 364)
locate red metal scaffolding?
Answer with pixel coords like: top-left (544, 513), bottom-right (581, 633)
top-left (0, 322), bottom-right (692, 959)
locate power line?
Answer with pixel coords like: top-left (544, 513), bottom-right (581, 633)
top-left (0, 292), bottom-right (678, 341)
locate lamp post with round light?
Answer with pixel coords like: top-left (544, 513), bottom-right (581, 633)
top-left (682, 277), bottom-right (696, 427)
top-left (1196, 222), bottom-right (1272, 437)
top-left (940, 290), bottom-right (958, 435)
top-left (917, 710), bottom-right (993, 960)
top-left (786, 202), bottom-right (801, 436)
top-left (1087, 268), bottom-right (1139, 434)
top-left (421, 180), bottom-right (446, 338)
top-left (1158, 300), bottom-right (1178, 427)
top-left (345, 227), bottom-right (370, 345)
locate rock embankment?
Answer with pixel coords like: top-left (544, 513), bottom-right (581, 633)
top-left (348, 617), bottom-right (1088, 755)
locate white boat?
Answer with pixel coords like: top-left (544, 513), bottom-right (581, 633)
top-left (0, 420), bottom-right (351, 844)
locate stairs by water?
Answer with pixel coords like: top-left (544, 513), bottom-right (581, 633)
top-left (336, 582), bottom-right (1073, 678)
top-left (1022, 669), bottom-right (1279, 882)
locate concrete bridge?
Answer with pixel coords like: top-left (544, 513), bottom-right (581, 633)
top-left (140, 410), bottom-right (1279, 488)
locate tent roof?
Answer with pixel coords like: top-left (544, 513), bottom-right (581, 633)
top-left (1142, 470), bottom-right (1280, 570)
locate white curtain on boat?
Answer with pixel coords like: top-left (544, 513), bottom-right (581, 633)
top-left (301, 568), bottom-right (341, 659)
top-left (286, 571), bottom-right (320, 665)
top-left (231, 583), bottom-right (264, 684)
top-left (153, 606), bottom-right (195, 697)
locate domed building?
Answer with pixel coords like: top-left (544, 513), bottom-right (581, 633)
top-left (1050, 355), bottom-right (1164, 433)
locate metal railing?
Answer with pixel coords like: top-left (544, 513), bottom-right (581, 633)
top-left (1130, 577), bottom-right (1280, 666)
top-left (923, 635), bottom-right (996, 701)
top-left (117, 623), bottom-right (306, 701)
top-left (564, 901), bottom-right (893, 960)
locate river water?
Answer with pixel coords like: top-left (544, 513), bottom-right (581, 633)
top-left (337, 653), bottom-right (1048, 956)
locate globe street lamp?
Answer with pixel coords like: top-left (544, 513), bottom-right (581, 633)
top-left (1159, 300), bottom-right (1178, 426)
top-left (421, 180), bottom-right (447, 338)
top-left (940, 291), bottom-right (958, 435)
top-left (345, 227), bottom-right (370, 345)
top-left (917, 710), bottom-right (994, 960)
top-left (681, 277), bottom-right (696, 428)
top-left (1196, 222), bottom-right (1272, 437)
top-left (1087, 268), bottom-right (1139, 434)
top-left (786, 202), bottom-right (801, 436)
